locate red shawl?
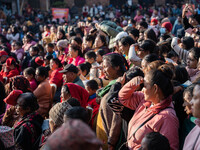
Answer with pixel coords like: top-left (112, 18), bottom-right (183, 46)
top-left (65, 83), bottom-right (89, 108)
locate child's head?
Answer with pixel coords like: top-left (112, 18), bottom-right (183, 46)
top-left (183, 85), bottom-right (195, 115)
top-left (46, 43), bottom-right (54, 53)
top-left (85, 51), bottom-right (96, 64)
top-left (187, 47), bottom-right (200, 69)
top-left (96, 49), bottom-right (105, 64)
top-left (78, 62), bottom-right (91, 77)
top-left (86, 80), bottom-right (98, 96)
top-left (67, 98), bottom-right (81, 107)
top-left (139, 132), bottom-right (170, 150)
top-left (63, 106), bottom-right (90, 124)
top-left (29, 46), bottom-right (39, 57)
top-left (44, 55), bottom-right (53, 66)
top-left (23, 67), bottom-right (35, 81)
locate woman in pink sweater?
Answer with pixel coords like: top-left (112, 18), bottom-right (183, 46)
top-left (118, 64), bottom-right (179, 150)
top-left (68, 44), bottom-right (85, 66)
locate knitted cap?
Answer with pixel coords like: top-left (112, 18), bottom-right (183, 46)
top-left (56, 40), bottom-right (68, 48)
top-left (49, 101), bottom-right (72, 126)
top-left (162, 22), bottom-right (172, 32)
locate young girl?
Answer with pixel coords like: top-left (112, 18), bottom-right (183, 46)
top-left (68, 44), bottom-right (85, 66)
top-left (23, 67), bottom-right (37, 91)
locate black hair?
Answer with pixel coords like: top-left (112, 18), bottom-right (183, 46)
top-left (70, 36), bottom-right (82, 46)
top-left (85, 34), bottom-right (95, 45)
top-left (67, 98), bottom-right (81, 107)
top-left (30, 46), bottom-right (40, 53)
top-left (70, 44), bottom-right (83, 57)
top-left (58, 29), bottom-right (66, 40)
top-left (15, 41), bottom-right (22, 47)
top-left (126, 67), bottom-right (144, 82)
top-left (12, 26), bottom-right (19, 35)
top-left (144, 132), bottom-right (170, 150)
top-left (36, 66), bottom-right (48, 78)
top-left (45, 54), bottom-right (53, 60)
top-left (189, 47), bottom-right (200, 61)
top-left (119, 36), bottom-right (135, 47)
top-left (128, 28), bottom-right (139, 38)
top-left (23, 67), bottom-right (36, 76)
top-left (86, 80), bottom-right (98, 90)
top-left (139, 21), bottom-right (148, 29)
top-left (19, 92), bottom-right (39, 112)
top-left (182, 37), bottom-right (194, 50)
top-left (74, 27), bottom-right (84, 37)
top-left (103, 53), bottom-right (126, 77)
top-left (47, 43), bottom-right (55, 48)
top-left (167, 51), bottom-right (178, 59)
top-left (148, 64), bottom-right (174, 98)
top-left (78, 62), bottom-right (91, 76)
top-left (96, 49), bottom-right (105, 56)
top-left (96, 34), bottom-right (107, 47)
top-left (64, 106), bottom-right (90, 123)
top-left (51, 58), bottom-right (62, 68)
top-left (140, 39), bottom-right (156, 53)
top-left (143, 54), bottom-right (159, 63)
top-left (85, 51), bottom-right (96, 60)
top-left (24, 34), bottom-right (33, 41)
top-left (144, 28), bottom-right (157, 43)
top-left (174, 66), bottom-right (189, 84)
top-left (129, 18), bottom-right (136, 25)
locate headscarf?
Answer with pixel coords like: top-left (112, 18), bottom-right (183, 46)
top-left (4, 90), bottom-right (23, 106)
top-left (10, 75), bottom-right (32, 93)
top-left (44, 119), bottom-right (102, 150)
top-left (65, 83), bottom-right (89, 108)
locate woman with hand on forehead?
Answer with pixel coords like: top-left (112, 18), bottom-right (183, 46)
top-left (118, 64), bottom-right (179, 150)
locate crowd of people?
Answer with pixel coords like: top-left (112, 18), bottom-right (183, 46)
top-left (0, 1), bottom-right (200, 150)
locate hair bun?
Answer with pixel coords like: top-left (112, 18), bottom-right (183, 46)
top-left (158, 64), bottom-right (173, 80)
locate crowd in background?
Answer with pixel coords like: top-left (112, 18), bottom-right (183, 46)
top-left (0, 1), bottom-right (200, 150)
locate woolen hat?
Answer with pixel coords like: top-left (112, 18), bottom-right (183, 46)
top-left (49, 101), bottom-right (72, 127)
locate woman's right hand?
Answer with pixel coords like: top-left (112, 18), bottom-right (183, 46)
top-left (132, 76), bottom-right (144, 88)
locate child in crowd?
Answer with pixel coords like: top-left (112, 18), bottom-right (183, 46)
top-left (85, 51), bottom-right (99, 79)
top-left (85, 80), bottom-right (99, 131)
top-left (23, 67), bottom-right (38, 91)
top-left (46, 43), bottom-right (57, 58)
top-left (139, 132), bottom-right (170, 150)
top-left (96, 49), bottom-right (105, 65)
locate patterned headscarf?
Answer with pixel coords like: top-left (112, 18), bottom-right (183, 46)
top-left (10, 75), bottom-right (32, 93)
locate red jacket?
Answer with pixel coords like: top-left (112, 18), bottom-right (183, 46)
top-left (49, 68), bottom-right (63, 88)
top-left (0, 67), bottom-right (19, 83)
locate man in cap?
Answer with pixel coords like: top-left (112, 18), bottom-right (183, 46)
top-left (59, 64), bottom-right (84, 88)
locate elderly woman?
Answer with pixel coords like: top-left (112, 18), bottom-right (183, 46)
top-left (96, 53), bottom-right (126, 150)
top-left (13, 92), bottom-right (43, 150)
top-left (118, 64), bottom-right (179, 150)
top-left (34, 66), bottom-right (51, 118)
top-left (60, 83), bottom-right (89, 108)
top-left (2, 75), bottom-right (32, 127)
